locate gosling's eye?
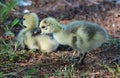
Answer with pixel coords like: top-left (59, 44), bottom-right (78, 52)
top-left (44, 20), bottom-right (46, 23)
top-left (21, 18), bottom-right (25, 21)
top-left (23, 18), bottom-right (25, 20)
top-left (41, 26), bottom-right (45, 29)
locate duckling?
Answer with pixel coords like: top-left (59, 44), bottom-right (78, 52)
top-left (16, 13), bottom-right (59, 52)
top-left (38, 17), bottom-right (108, 64)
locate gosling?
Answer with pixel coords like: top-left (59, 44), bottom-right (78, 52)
top-left (37, 17), bottom-right (108, 64)
top-left (16, 13), bottom-right (59, 52)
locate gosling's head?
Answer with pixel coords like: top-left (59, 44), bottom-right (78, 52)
top-left (22, 13), bottom-right (39, 29)
top-left (39, 17), bottom-right (60, 34)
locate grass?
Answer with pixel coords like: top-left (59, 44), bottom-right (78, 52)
top-left (0, 1), bottom-right (120, 76)
top-left (0, 0), bottom-right (17, 19)
top-left (0, 9), bottom-right (120, 76)
top-left (0, 36), bottom-right (120, 78)
top-left (102, 63), bottom-right (120, 78)
top-left (52, 64), bottom-right (76, 78)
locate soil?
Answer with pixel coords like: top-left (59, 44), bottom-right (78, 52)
top-left (0, 0), bottom-right (120, 78)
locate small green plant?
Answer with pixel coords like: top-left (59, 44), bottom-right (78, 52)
top-left (23, 75), bottom-right (32, 78)
top-left (115, 63), bottom-right (120, 74)
top-left (109, 37), bottom-right (120, 48)
top-left (25, 67), bottom-right (37, 75)
top-left (53, 64), bottom-right (77, 78)
top-left (0, 38), bottom-right (29, 65)
top-left (103, 64), bottom-right (115, 77)
top-left (44, 74), bottom-right (49, 78)
top-left (103, 63), bottom-right (120, 78)
top-left (80, 72), bottom-right (88, 77)
top-left (0, 0), bottom-right (20, 65)
top-left (0, 0), bottom-right (19, 37)
top-left (0, 0), bottom-right (18, 19)
top-left (0, 72), bottom-right (4, 78)
top-left (4, 18), bottom-right (19, 37)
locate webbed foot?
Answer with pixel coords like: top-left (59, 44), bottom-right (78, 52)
top-left (109, 55), bottom-right (120, 64)
top-left (70, 56), bottom-right (84, 65)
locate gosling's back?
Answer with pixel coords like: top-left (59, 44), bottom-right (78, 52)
top-left (65, 20), bottom-right (108, 52)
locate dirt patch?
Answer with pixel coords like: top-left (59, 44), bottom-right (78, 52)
top-left (0, 0), bottom-right (120, 77)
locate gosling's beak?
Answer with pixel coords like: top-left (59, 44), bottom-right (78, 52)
top-left (19, 18), bottom-right (26, 28)
top-left (19, 18), bottom-right (24, 24)
top-left (32, 27), bottom-right (41, 36)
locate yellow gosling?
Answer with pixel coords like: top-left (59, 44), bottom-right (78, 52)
top-left (38, 17), bottom-right (108, 64)
top-left (16, 14), bottom-right (59, 52)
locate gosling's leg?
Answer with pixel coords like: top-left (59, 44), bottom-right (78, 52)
top-left (70, 47), bottom-right (86, 65)
top-left (15, 41), bottom-right (25, 51)
top-left (78, 52), bottom-right (87, 64)
top-left (109, 55), bottom-right (120, 64)
top-left (70, 50), bottom-right (78, 62)
top-left (70, 50), bottom-right (84, 64)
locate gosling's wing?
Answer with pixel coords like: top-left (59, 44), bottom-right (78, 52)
top-left (35, 34), bottom-right (59, 52)
top-left (16, 29), bottom-right (27, 49)
top-left (24, 31), bottom-right (39, 49)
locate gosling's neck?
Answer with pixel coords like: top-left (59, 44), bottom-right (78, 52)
top-left (56, 23), bottom-right (66, 32)
top-left (23, 26), bottom-right (33, 34)
top-left (53, 23), bottom-right (69, 38)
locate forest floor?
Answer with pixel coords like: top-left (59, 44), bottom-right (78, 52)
top-left (0, 0), bottom-right (120, 78)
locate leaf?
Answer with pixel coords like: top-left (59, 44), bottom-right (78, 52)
top-left (44, 74), bottom-right (49, 78)
top-left (26, 67), bottom-right (37, 74)
top-left (23, 75), bottom-right (31, 78)
top-left (11, 18), bottom-right (19, 27)
top-left (5, 31), bottom-right (15, 37)
top-left (0, 72), bottom-right (4, 78)
top-left (115, 63), bottom-right (120, 74)
top-left (0, 0), bottom-right (17, 20)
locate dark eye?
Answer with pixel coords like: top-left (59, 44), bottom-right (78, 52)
top-left (44, 20), bottom-right (46, 23)
top-left (19, 18), bottom-right (25, 25)
top-left (23, 18), bottom-right (25, 20)
top-left (21, 18), bottom-right (25, 21)
top-left (41, 26), bottom-right (45, 28)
